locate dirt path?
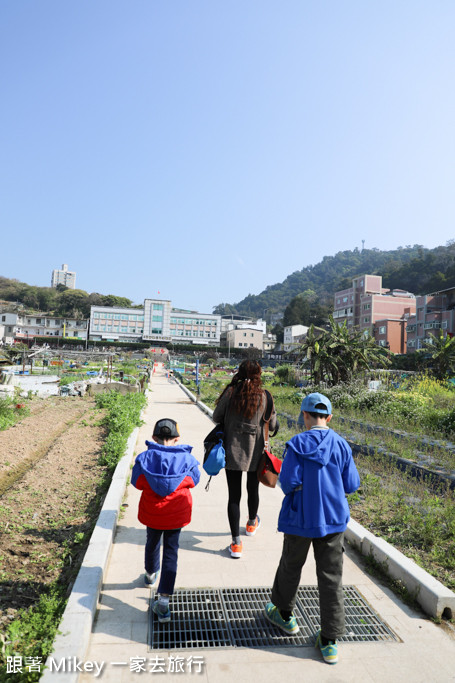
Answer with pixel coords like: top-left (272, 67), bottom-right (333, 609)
top-left (0, 396), bottom-right (108, 629)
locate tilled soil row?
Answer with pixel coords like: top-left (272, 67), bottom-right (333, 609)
top-left (0, 396), bottom-right (108, 629)
top-left (0, 401), bottom-right (94, 496)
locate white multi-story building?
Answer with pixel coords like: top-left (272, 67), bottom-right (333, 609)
top-left (143, 299), bottom-right (172, 343)
top-left (89, 306), bottom-right (145, 343)
top-left (168, 309), bottom-right (221, 345)
top-left (0, 312), bottom-right (88, 343)
top-left (51, 264), bottom-right (76, 289)
top-left (89, 299), bottom-right (221, 346)
top-left (283, 324), bottom-right (309, 351)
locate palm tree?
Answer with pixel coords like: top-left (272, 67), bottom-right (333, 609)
top-left (298, 316), bottom-right (390, 386)
top-left (418, 330), bottom-right (455, 380)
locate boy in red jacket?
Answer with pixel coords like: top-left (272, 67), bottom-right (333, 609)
top-left (132, 418), bottom-right (200, 623)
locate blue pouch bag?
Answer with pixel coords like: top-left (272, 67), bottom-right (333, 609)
top-left (203, 440), bottom-right (225, 476)
top-left (203, 425), bottom-right (225, 490)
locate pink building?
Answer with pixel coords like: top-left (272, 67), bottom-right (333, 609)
top-left (406, 286), bottom-right (455, 352)
top-left (333, 275), bottom-right (416, 351)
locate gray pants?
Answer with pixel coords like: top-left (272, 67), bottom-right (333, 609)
top-left (271, 531), bottom-right (345, 640)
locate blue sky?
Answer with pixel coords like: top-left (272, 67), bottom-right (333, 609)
top-left (1, 1), bottom-right (454, 313)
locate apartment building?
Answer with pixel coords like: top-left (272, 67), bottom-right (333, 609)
top-left (333, 275), bottom-right (416, 350)
top-left (0, 312), bottom-right (88, 343)
top-left (51, 263), bottom-right (76, 289)
top-left (406, 286), bottom-right (455, 352)
top-left (226, 327), bottom-right (263, 351)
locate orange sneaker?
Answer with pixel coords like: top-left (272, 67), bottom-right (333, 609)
top-left (246, 516), bottom-right (261, 536)
top-left (229, 541), bottom-right (243, 558)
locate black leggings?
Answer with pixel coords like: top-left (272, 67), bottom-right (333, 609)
top-left (225, 469), bottom-right (260, 538)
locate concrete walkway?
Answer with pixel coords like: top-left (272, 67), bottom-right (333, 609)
top-left (79, 368), bottom-right (455, 683)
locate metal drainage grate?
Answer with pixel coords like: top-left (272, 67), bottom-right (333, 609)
top-left (296, 586), bottom-right (398, 643)
top-left (149, 586), bottom-right (398, 651)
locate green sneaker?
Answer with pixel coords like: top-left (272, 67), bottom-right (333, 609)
top-left (315, 629), bottom-right (338, 664)
top-left (264, 602), bottom-right (299, 635)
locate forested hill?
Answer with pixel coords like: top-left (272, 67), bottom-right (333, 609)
top-left (0, 277), bottom-right (135, 318)
top-left (213, 242), bottom-right (455, 318)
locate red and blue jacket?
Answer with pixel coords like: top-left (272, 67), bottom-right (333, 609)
top-left (132, 441), bottom-right (200, 530)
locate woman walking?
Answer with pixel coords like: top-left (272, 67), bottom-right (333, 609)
top-left (213, 360), bottom-right (277, 558)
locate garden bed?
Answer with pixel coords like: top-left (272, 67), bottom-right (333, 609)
top-left (0, 390), bottom-right (146, 681)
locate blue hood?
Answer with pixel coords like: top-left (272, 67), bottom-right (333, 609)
top-left (131, 440), bottom-right (200, 497)
top-left (287, 429), bottom-right (336, 466)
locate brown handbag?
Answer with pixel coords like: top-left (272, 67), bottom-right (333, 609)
top-left (257, 391), bottom-right (282, 487)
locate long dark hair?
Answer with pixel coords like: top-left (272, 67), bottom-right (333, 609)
top-left (216, 360), bottom-right (263, 419)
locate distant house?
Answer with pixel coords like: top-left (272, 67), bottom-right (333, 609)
top-left (0, 312), bottom-right (87, 343)
top-left (283, 324), bottom-right (309, 352)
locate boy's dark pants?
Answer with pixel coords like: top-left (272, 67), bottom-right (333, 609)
top-left (145, 527), bottom-right (181, 595)
top-left (271, 531), bottom-right (345, 640)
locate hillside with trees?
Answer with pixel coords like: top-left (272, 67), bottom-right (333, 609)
top-left (0, 277), bottom-right (135, 318)
top-left (213, 242), bottom-right (455, 324)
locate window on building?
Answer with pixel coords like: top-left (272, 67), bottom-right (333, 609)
top-left (363, 304), bottom-right (371, 310)
top-left (379, 326), bottom-right (386, 334)
top-left (378, 340), bottom-right (387, 347)
top-left (363, 317), bottom-right (370, 323)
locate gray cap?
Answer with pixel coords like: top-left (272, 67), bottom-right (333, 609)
top-left (153, 418), bottom-right (180, 439)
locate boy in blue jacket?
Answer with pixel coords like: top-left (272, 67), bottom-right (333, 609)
top-left (132, 418), bottom-right (200, 623)
top-left (265, 393), bottom-right (360, 665)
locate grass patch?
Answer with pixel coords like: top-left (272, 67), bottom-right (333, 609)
top-left (0, 397), bottom-right (30, 432)
top-left (95, 391), bottom-right (147, 470)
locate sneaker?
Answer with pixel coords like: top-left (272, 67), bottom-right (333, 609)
top-left (264, 602), bottom-right (299, 635)
top-left (315, 629), bottom-right (338, 664)
top-left (144, 570), bottom-right (160, 586)
top-left (245, 516), bottom-right (261, 536)
top-left (229, 541), bottom-right (243, 558)
top-left (152, 600), bottom-right (171, 624)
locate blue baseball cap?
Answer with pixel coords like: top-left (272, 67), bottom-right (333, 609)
top-left (300, 392), bottom-right (332, 415)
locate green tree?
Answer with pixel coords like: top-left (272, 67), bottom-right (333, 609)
top-left (298, 317), bottom-right (390, 386)
top-left (418, 330), bottom-right (455, 380)
top-left (54, 289), bottom-right (91, 317)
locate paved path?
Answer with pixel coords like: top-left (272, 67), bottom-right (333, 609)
top-left (80, 368), bottom-right (455, 683)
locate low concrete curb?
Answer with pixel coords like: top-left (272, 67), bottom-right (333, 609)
top-left (176, 378), bottom-right (455, 621)
top-left (346, 519), bottom-right (455, 619)
top-left (41, 394), bottom-right (148, 683)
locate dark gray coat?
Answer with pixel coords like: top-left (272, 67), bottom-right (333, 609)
top-left (212, 387), bottom-right (277, 472)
